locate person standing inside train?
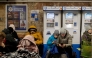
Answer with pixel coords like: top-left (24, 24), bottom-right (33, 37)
top-left (81, 25), bottom-right (92, 58)
top-left (56, 28), bottom-right (72, 58)
top-left (26, 25), bottom-right (43, 57)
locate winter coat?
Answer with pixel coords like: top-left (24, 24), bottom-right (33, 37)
top-left (26, 25), bottom-right (43, 45)
top-left (17, 35), bottom-right (38, 53)
top-left (0, 46), bottom-right (9, 53)
top-left (12, 31), bottom-right (20, 41)
top-left (47, 35), bottom-right (57, 50)
top-left (2, 28), bottom-right (19, 52)
top-left (81, 31), bottom-right (91, 58)
top-left (9, 24), bottom-right (20, 41)
top-left (56, 30), bottom-right (72, 47)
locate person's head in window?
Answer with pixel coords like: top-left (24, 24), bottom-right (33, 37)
top-left (85, 25), bottom-right (92, 34)
top-left (60, 28), bottom-right (67, 37)
top-left (53, 30), bottom-right (59, 39)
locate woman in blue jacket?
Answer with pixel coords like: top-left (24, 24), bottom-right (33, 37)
top-left (46, 30), bottom-right (59, 58)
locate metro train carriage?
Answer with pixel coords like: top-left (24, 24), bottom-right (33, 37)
top-left (1, 5), bottom-right (92, 58)
top-left (43, 6), bottom-right (92, 58)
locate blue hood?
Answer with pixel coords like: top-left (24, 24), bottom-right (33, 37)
top-left (47, 35), bottom-right (57, 50)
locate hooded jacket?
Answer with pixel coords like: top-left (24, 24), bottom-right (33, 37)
top-left (81, 31), bottom-right (91, 58)
top-left (56, 30), bottom-right (72, 47)
top-left (17, 35), bottom-right (38, 53)
top-left (2, 28), bottom-right (18, 46)
top-left (9, 24), bottom-right (20, 41)
top-left (47, 30), bottom-right (59, 50)
top-left (26, 25), bottom-right (43, 45)
top-left (2, 28), bottom-right (18, 52)
top-left (47, 35), bottom-right (57, 50)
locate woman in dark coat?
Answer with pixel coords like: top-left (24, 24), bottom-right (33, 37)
top-left (2, 27), bottom-right (19, 52)
top-left (9, 24), bottom-right (20, 41)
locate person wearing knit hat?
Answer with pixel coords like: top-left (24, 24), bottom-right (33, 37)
top-left (56, 27), bottom-right (72, 58)
top-left (47, 30), bottom-right (59, 49)
top-left (46, 30), bottom-right (59, 58)
top-left (81, 25), bottom-right (92, 58)
top-left (9, 24), bottom-right (15, 31)
top-left (2, 27), bottom-right (19, 53)
top-left (60, 28), bottom-right (67, 37)
top-left (53, 30), bottom-right (59, 38)
top-left (85, 25), bottom-right (92, 34)
top-left (9, 24), bottom-right (20, 42)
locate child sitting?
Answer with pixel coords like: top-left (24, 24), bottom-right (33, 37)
top-left (46, 30), bottom-right (59, 58)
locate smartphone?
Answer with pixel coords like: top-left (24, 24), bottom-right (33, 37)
top-left (61, 43), bottom-right (63, 45)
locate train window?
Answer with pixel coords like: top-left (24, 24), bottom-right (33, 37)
top-left (85, 13), bottom-right (92, 19)
top-left (47, 13), bottom-right (55, 19)
top-left (65, 13), bottom-right (73, 19)
top-left (65, 24), bottom-right (73, 28)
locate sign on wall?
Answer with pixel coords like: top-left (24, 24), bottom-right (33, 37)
top-left (31, 10), bottom-right (39, 21)
top-left (6, 4), bottom-right (28, 32)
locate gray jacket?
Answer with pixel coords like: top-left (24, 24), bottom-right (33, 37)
top-left (56, 30), bottom-right (72, 47)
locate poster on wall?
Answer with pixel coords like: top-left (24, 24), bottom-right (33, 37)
top-left (6, 4), bottom-right (27, 32)
top-left (31, 10), bottom-right (39, 21)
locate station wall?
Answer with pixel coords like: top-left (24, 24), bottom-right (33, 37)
top-left (0, 2), bottom-right (91, 38)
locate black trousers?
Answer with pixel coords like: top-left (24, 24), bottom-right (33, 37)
top-left (57, 46), bottom-right (72, 58)
top-left (37, 44), bottom-right (43, 57)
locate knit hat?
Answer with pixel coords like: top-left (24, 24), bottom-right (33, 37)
top-left (60, 28), bottom-right (66, 34)
top-left (53, 30), bottom-right (59, 35)
top-left (85, 25), bottom-right (92, 31)
top-left (9, 24), bottom-right (15, 30)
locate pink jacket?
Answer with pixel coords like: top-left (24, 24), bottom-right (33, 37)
top-left (17, 35), bottom-right (38, 53)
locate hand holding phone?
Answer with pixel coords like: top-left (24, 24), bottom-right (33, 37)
top-left (52, 41), bottom-right (55, 44)
top-left (58, 44), bottom-right (61, 47)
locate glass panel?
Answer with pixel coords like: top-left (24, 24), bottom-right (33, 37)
top-left (84, 23), bottom-right (91, 28)
top-left (47, 23), bottom-right (54, 27)
top-left (65, 24), bottom-right (73, 28)
top-left (47, 13), bottom-right (55, 19)
top-left (66, 13), bottom-right (73, 19)
top-left (85, 13), bottom-right (92, 19)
